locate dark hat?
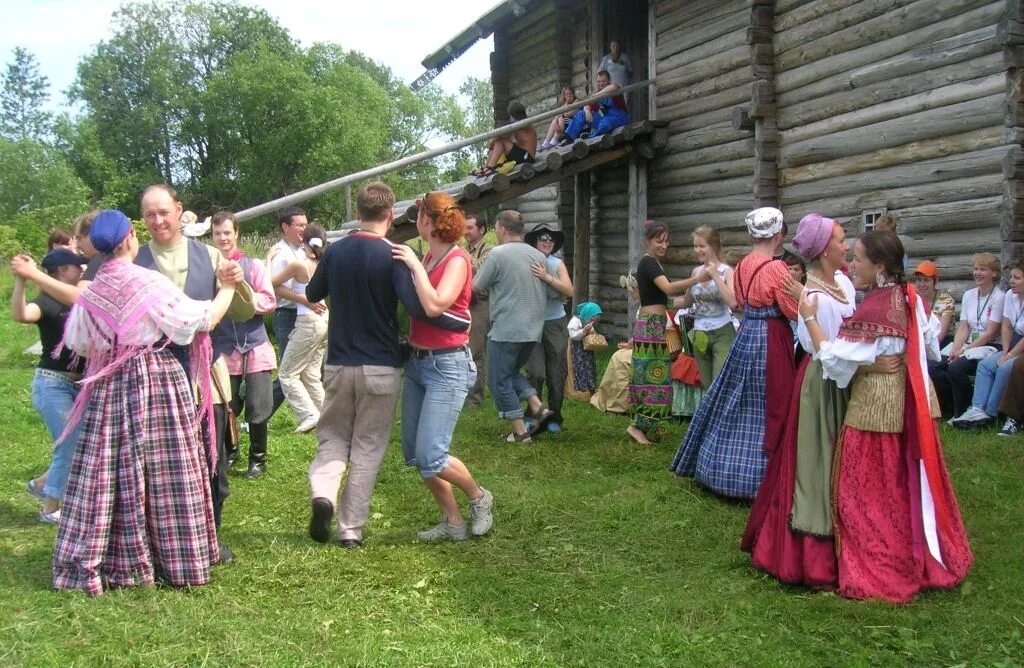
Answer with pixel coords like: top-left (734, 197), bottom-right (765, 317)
top-left (524, 225), bottom-right (565, 255)
top-left (41, 248), bottom-right (87, 271)
top-left (90, 210), bottom-right (132, 253)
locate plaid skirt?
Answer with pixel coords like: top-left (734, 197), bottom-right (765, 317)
top-left (669, 305), bottom-right (795, 500)
top-left (53, 350), bottom-right (218, 596)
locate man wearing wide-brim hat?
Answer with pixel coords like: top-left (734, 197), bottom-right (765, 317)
top-left (523, 224), bottom-right (574, 433)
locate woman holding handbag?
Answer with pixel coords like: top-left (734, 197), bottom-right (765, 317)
top-left (670, 310), bottom-right (704, 419)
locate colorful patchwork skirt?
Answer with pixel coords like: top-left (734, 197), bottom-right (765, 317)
top-left (628, 313), bottom-right (673, 435)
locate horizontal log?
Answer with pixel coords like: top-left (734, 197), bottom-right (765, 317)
top-left (778, 93), bottom-right (1004, 168)
top-left (650, 157), bottom-right (756, 185)
top-left (895, 196), bottom-right (1002, 234)
top-left (775, 3), bottom-right (1003, 95)
top-left (658, 81), bottom-right (752, 122)
top-left (657, 137), bottom-right (756, 170)
top-left (657, 0), bottom-right (748, 34)
top-left (647, 175), bottom-right (754, 201)
top-left (775, 0), bottom-right (919, 55)
top-left (667, 121), bottom-right (752, 151)
top-left (780, 173), bottom-right (1003, 222)
top-left (903, 226), bottom-right (1000, 257)
top-left (664, 105), bottom-right (737, 132)
top-left (780, 73), bottom-right (1004, 146)
top-left (657, 63), bottom-right (752, 102)
top-left (780, 145), bottom-right (1005, 203)
top-left (778, 53), bottom-right (1003, 131)
top-left (776, 0), bottom-right (992, 73)
top-left (658, 4), bottom-right (749, 60)
top-left (776, 0), bottom-right (871, 33)
top-left (655, 45), bottom-right (750, 90)
top-left (779, 126), bottom-right (1004, 186)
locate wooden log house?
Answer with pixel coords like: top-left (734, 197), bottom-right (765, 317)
top-left (419, 0), bottom-right (1022, 334)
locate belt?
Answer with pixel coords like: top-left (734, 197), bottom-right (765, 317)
top-left (410, 345), bottom-right (468, 358)
top-left (36, 368), bottom-right (82, 382)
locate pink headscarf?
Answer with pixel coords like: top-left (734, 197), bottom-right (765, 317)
top-left (792, 213), bottom-right (836, 262)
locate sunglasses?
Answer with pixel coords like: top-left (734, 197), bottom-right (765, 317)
top-left (537, 234), bottom-right (554, 243)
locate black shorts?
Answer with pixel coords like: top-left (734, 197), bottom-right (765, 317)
top-left (507, 145), bottom-right (535, 164)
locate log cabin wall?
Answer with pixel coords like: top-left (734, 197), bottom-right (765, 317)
top-left (773, 0), bottom-right (1008, 301)
top-left (496, 1), bottom-right (562, 243)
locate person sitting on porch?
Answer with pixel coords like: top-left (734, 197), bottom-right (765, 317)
top-left (472, 101), bottom-right (537, 178)
top-left (560, 70), bottom-right (628, 144)
top-left (539, 87), bottom-right (579, 152)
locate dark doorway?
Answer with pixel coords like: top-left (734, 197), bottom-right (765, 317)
top-left (594, 0), bottom-right (650, 119)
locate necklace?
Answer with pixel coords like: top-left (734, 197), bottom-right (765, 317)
top-left (806, 272), bottom-right (848, 304)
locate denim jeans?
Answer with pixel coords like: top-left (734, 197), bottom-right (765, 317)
top-left (271, 307), bottom-right (298, 412)
top-left (30, 369), bottom-right (83, 500)
top-left (972, 352), bottom-right (1018, 417)
top-left (487, 340), bottom-right (538, 419)
top-left (401, 349), bottom-right (475, 477)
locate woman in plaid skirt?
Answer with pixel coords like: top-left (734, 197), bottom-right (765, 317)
top-left (52, 210), bottom-right (240, 596)
top-left (670, 208), bottom-right (798, 500)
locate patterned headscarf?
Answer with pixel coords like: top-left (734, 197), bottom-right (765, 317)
top-left (745, 207), bottom-right (784, 239)
top-left (575, 301), bottom-right (603, 322)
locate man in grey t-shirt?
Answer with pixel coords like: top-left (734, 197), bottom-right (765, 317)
top-left (473, 210), bottom-right (553, 442)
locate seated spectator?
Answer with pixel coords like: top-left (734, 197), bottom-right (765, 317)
top-left (997, 349), bottom-right (1024, 435)
top-left (914, 261), bottom-right (955, 345)
top-left (952, 261), bottom-right (1024, 430)
top-left (598, 40), bottom-right (632, 88)
top-left (590, 341), bottom-right (633, 414)
top-left (929, 253), bottom-right (1002, 419)
top-left (539, 87), bottom-right (578, 152)
top-left (560, 70), bottom-right (628, 144)
top-left (472, 101), bottom-right (537, 178)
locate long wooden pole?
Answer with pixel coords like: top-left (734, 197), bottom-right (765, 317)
top-left (234, 79), bottom-right (654, 222)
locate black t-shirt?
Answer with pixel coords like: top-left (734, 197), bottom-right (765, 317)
top-left (33, 293), bottom-right (84, 373)
top-left (636, 254), bottom-right (667, 307)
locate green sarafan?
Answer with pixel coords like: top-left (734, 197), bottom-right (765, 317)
top-left (0, 267), bottom-right (1021, 666)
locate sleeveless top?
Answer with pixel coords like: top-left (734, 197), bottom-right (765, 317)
top-left (689, 263), bottom-right (732, 331)
top-left (409, 247), bottom-right (473, 349)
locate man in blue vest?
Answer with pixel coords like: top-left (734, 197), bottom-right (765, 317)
top-left (138, 184), bottom-right (255, 563)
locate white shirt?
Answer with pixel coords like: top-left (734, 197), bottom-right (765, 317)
top-left (959, 286), bottom-right (1004, 339)
top-left (270, 239), bottom-right (307, 310)
top-left (1002, 291), bottom-right (1024, 336)
top-left (797, 271), bottom-right (856, 354)
top-left (818, 294), bottom-right (940, 389)
top-left (689, 263), bottom-right (734, 331)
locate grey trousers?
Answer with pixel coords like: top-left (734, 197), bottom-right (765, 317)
top-left (467, 299), bottom-right (490, 405)
top-left (525, 316), bottom-right (569, 421)
top-left (308, 364), bottom-right (401, 541)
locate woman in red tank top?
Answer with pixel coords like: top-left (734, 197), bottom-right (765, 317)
top-left (391, 192), bottom-right (494, 543)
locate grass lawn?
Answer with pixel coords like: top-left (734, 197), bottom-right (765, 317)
top-left (1, 272), bottom-right (1023, 666)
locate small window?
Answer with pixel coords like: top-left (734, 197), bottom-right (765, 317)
top-left (862, 208), bottom-right (887, 233)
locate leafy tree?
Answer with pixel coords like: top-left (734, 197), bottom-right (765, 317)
top-left (1, 47), bottom-right (52, 142)
top-left (0, 137), bottom-right (91, 257)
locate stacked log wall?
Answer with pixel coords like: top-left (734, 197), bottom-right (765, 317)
top-left (499, 1), bottom-right (562, 234)
top-left (774, 0), bottom-right (1008, 300)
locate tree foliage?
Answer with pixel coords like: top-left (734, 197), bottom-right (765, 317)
top-left (1, 47), bottom-right (52, 142)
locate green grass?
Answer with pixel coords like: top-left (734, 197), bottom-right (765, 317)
top-left (1, 272), bottom-right (1023, 666)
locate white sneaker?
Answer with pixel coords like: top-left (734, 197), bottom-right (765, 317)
top-left (998, 417), bottom-right (1020, 436)
top-left (38, 508), bottom-right (60, 525)
top-left (469, 487), bottom-right (494, 537)
top-left (295, 415), bottom-right (319, 433)
top-left (952, 406), bottom-right (989, 424)
top-left (416, 519), bottom-right (468, 542)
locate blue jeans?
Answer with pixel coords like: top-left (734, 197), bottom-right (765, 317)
top-left (564, 107), bottom-right (629, 140)
top-left (487, 340), bottom-right (538, 419)
top-left (30, 369), bottom-right (83, 500)
top-left (401, 349), bottom-right (475, 478)
top-left (972, 352), bottom-right (1018, 416)
top-left (271, 307), bottom-right (298, 412)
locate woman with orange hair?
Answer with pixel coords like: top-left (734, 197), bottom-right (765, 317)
top-left (391, 193), bottom-right (494, 543)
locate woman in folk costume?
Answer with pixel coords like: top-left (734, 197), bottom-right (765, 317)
top-left (53, 210), bottom-right (240, 596)
top-left (799, 230), bottom-right (972, 602)
top-left (627, 220), bottom-right (713, 445)
top-left (741, 213), bottom-right (855, 587)
top-left (670, 208), bottom-right (797, 499)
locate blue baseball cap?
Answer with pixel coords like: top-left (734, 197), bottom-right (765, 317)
top-left (41, 248), bottom-right (87, 271)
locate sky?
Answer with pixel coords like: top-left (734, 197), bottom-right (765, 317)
top-left (0, 0), bottom-right (496, 111)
